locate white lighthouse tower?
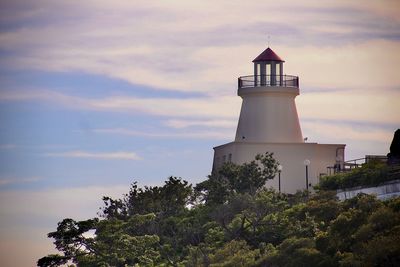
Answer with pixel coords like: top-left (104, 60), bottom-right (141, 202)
top-left (235, 47), bottom-right (303, 143)
top-left (212, 47), bottom-right (345, 193)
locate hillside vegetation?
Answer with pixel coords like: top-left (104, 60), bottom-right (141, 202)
top-left (318, 160), bottom-right (400, 191)
top-left (38, 153), bottom-right (400, 267)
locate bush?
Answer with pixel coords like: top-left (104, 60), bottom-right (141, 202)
top-left (319, 160), bottom-right (393, 191)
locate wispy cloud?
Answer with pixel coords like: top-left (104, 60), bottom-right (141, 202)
top-left (0, 89), bottom-right (240, 119)
top-left (302, 120), bottom-right (395, 144)
top-left (297, 89), bottom-right (400, 125)
top-left (2, 87), bottom-right (399, 126)
top-left (45, 150), bottom-right (141, 160)
top-left (0, 177), bottom-right (41, 186)
top-left (164, 119), bottom-right (237, 129)
top-left (92, 128), bottom-right (233, 140)
top-left (1, 1), bottom-right (399, 94)
top-left (0, 144), bottom-right (16, 150)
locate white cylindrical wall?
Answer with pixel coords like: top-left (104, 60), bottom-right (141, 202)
top-left (235, 86), bottom-right (303, 143)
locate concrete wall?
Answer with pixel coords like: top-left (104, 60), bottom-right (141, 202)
top-left (337, 180), bottom-right (400, 200)
top-left (213, 142), bottom-right (345, 194)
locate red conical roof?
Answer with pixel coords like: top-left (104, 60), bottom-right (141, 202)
top-left (252, 47), bottom-right (284, 62)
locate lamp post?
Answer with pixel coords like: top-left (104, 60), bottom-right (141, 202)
top-left (303, 159), bottom-right (310, 190)
top-left (277, 164), bottom-right (283, 192)
top-left (335, 155), bottom-right (343, 173)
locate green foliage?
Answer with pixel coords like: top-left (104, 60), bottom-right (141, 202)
top-left (262, 237), bottom-right (335, 267)
top-left (46, 218), bottom-right (99, 261)
top-left (39, 153), bottom-right (400, 267)
top-left (319, 160), bottom-right (396, 190)
top-left (37, 254), bottom-right (69, 267)
top-left (38, 215), bottom-right (160, 267)
top-left (195, 152), bottom-right (278, 205)
top-left (208, 240), bottom-right (261, 267)
top-left (102, 176), bottom-right (192, 219)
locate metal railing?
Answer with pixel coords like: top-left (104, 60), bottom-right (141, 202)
top-left (323, 156), bottom-right (389, 176)
top-left (343, 156), bottom-right (389, 171)
top-left (238, 75), bottom-right (299, 89)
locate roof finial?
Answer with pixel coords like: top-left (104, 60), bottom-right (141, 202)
top-left (267, 35), bottom-right (270, 48)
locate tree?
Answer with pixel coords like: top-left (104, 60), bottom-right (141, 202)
top-left (102, 176), bottom-right (192, 219)
top-left (208, 239), bottom-right (261, 267)
top-left (39, 154), bottom-right (400, 267)
top-left (262, 237), bottom-right (334, 267)
top-left (38, 215), bottom-right (160, 267)
top-left (38, 218), bottom-right (99, 266)
top-left (195, 152), bottom-right (279, 205)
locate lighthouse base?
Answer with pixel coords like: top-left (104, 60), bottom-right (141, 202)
top-left (212, 141), bottom-right (345, 193)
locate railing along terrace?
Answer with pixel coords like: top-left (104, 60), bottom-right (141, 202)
top-left (238, 75), bottom-right (299, 89)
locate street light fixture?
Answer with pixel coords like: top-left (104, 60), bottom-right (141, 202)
top-left (303, 159), bottom-right (310, 190)
top-left (335, 155), bottom-right (343, 173)
top-left (277, 164), bottom-right (283, 192)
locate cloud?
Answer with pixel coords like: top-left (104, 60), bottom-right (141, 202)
top-left (301, 120), bottom-right (395, 143)
top-left (300, 119), bottom-right (395, 160)
top-left (0, 144), bottom-right (16, 149)
top-left (0, 89), bottom-right (241, 119)
top-left (0, 185), bottom-right (129, 223)
top-left (92, 128), bottom-right (233, 140)
top-left (280, 40), bottom-right (400, 91)
top-left (297, 89), bottom-right (400, 125)
top-left (2, 86), bottom-right (399, 128)
top-left (45, 150), bottom-right (142, 160)
top-left (163, 119), bottom-right (237, 129)
top-left (0, 177), bottom-right (41, 186)
top-left (87, 95), bottom-right (240, 118)
top-left (4, 40), bottom-right (400, 95)
top-left (1, 1), bottom-right (399, 94)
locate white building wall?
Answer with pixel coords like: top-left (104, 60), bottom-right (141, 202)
top-left (213, 142), bottom-right (345, 193)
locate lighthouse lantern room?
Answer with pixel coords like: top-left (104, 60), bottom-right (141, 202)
top-left (253, 47), bottom-right (284, 86)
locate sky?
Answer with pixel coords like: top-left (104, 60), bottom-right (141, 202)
top-left (0, 0), bottom-right (399, 266)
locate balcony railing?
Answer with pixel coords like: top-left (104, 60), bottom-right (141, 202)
top-left (238, 75), bottom-right (299, 89)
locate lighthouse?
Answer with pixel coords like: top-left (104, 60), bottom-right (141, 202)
top-left (212, 47), bottom-right (345, 193)
top-left (236, 47), bottom-right (303, 143)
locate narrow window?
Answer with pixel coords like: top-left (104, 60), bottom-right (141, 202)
top-left (228, 153), bottom-right (232, 162)
top-left (276, 63), bottom-right (280, 85)
top-left (266, 64), bottom-right (271, 85)
top-left (257, 64), bottom-right (261, 86)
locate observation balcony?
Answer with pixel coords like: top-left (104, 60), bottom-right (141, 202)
top-left (238, 75), bottom-right (299, 89)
